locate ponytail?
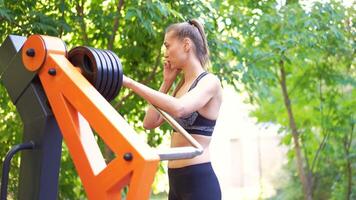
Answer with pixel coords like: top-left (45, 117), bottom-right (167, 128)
top-left (187, 19), bottom-right (210, 69)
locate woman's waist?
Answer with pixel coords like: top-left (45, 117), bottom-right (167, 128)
top-left (171, 132), bottom-right (211, 147)
top-left (168, 152), bottom-right (211, 168)
top-left (168, 135), bottom-right (211, 168)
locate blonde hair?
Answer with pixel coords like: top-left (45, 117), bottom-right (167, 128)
top-left (166, 19), bottom-right (210, 96)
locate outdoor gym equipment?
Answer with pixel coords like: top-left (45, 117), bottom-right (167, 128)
top-left (0, 34), bottom-right (203, 200)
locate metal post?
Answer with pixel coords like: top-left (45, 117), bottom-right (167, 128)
top-left (0, 35), bottom-right (63, 200)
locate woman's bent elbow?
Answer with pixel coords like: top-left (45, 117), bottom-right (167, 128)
top-left (171, 106), bottom-right (186, 118)
top-left (143, 121), bottom-right (157, 130)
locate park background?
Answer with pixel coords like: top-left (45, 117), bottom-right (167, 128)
top-left (0, 0), bottom-right (355, 199)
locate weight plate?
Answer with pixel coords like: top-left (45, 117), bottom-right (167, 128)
top-left (103, 50), bottom-right (119, 101)
top-left (106, 50), bottom-right (123, 100)
top-left (98, 49), bottom-right (114, 100)
top-left (88, 47), bottom-right (108, 95)
top-left (68, 46), bottom-right (102, 90)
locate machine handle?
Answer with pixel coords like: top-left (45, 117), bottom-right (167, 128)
top-left (1, 141), bottom-right (35, 200)
top-left (153, 106), bottom-right (204, 161)
top-left (156, 147), bottom-right (202, 161)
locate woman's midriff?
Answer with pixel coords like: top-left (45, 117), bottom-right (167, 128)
top-left (168, 132), bottom-right (212, 168)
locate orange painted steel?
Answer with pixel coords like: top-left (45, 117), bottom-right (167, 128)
top-left (22, 35), bottom-right (159, 199)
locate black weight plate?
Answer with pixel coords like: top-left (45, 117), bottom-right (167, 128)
top-left (105, 50), bottom-right (122, 101)
top-left (68, 47), bottom-right (94, 82)
top-left (98, 49), bottom-right (114, 100)
top-left (85, 47), bottom-right (102, 90)
top-left (103, 50), bottom-right (119, 101)
top-left (89, 47), bottom-right (108, 95)
top-left (106, 50), bottom-right (123, 100)
top-left (68, 46), bottom-right (102, 90)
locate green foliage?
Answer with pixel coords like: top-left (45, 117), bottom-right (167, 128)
top-left (0, 0), bottom-right (354, 199)
top-left (0, 0), bottom-right (239, 198)
top-left (0, 83), bottom-right (23, 196)
top-left (228, 0), bottom-right (355, 199)
top-left (270, 164), bottom-right (304, 200)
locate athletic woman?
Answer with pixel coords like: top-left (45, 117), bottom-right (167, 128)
top-left (122, 19), bottom-right (222, 200)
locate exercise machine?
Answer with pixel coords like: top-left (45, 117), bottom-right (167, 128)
top-left (0, 35), bottom-right (203, 200)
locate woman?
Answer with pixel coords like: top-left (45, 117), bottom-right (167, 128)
top-left (122, 19), bottom-right (222, 200)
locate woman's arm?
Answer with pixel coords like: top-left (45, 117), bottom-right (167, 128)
top-left (142, 81), bottom-right (173, 129)
top-left (141, 61), bottom-right (181, 129)
top-left (123, 74), bottom-right (220, 118)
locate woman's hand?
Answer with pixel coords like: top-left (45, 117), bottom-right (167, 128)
top-left (163, 61), bottom-right (181, 84)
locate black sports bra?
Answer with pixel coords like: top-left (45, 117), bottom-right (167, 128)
top-left (174, 72), bottom-right (216, 136)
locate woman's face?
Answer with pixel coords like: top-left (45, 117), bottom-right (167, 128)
top-left (164, 31), bottom-right (188, 69)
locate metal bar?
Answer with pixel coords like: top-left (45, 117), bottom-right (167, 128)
top-left (152, 106), bottom-right (204, 160)
top-left (1, 141), bottom-right (35, 200)
top-left (157, 147), bottom-right (202, 161)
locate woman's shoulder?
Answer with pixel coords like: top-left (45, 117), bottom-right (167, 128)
top-left (205, 73), bottom-right (222, 87)
top-left (199, 72), bottom-right (222, 93)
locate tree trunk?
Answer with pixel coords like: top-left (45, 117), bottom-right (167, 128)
top-left (344, 123), bottom-right (354, 200)
top-left (75, 0), bottom-right (89, 45)
top-left (59, 0), bottom-right (65, 38)
top-left (108, 0), bottom-right (124, 50)
top-left (114, 50), bottom-right (162, 109)
top-left (346, 155), bottom-right (352, 200)
top-left (279, 60), bottom-right (313, 200)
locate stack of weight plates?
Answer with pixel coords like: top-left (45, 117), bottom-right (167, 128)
top-left (68, 46), bottom-right (123, 102)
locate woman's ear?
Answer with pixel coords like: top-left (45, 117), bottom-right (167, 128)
top-left (183, 38), bottom-right (191, 52)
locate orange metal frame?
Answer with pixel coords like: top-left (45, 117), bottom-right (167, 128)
top-left (21, 35), bottom-right (159, 199)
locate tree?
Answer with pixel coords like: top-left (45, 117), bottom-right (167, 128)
top-left (1, 0), bottom-right (354, 199)
top-left (227, 0), bottom-right (355, 199)
top-left (0, 0), bottom-right (238, 198)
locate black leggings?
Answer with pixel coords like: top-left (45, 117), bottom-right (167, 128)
top-left (168, 162), bottom-right (221, 200)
